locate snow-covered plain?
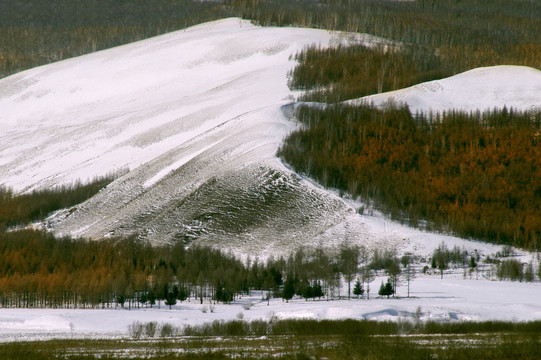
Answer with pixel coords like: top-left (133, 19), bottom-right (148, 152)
top-left (1, 273), bottom-right (541, 342)
top-left (1, 18), bottom-right (541, 340)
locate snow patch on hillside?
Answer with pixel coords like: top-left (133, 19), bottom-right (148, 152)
top-left (353, 65), bottom-right (541, 113)
top-left (0, 18), bottom-right (381, 252)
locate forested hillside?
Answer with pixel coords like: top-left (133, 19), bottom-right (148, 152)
top-left (1, 0), bottom-right (540, 80)
top-left (273, 0), bottom-right (541, 249)
top-left (280, 105), bottom-right (541, 249)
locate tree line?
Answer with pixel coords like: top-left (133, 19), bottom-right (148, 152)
top-left (0, 173), bottom-right (118, 230)
top-left (1, 0), bottom-right (540, 81)
top-left (0, 230), bottom-right (246, 309)
top-left (279, 104), bottom-right (541, 250)
top-left (0, 222), bottom-right (425, 309)
top-left (1, 227), bottom-right (537, 309)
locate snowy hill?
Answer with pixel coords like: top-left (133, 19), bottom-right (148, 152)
top-left (0, 18), bottom-right (385, 255)
top-left (0, 19), bottom-right (539, 259)
top-left (353, 65), bottom-right (541, 113)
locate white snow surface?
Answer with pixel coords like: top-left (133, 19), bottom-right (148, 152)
top-left (1, 273), bottom-right (541, 342)
top-left (0, 18), bottom-right (378, 252)
top-left (352, 65), bottom-right (541, 114)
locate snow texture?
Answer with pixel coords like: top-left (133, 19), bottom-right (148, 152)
top-left (0, 18), bottom-right (392, 256)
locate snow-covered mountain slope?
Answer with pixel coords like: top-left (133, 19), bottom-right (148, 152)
top-left (0, 19), bottom-right (538, 259)
top-left (352, 65), bottom-right (541, 113)
top-left (0, 18), bottom-right (386, 254)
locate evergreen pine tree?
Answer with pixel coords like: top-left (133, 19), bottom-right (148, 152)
top-left (353, 278), bottom-right (364, 298)
top-left (147, 290), bottom-right (156, 308)
top-left (177, 287), bottom-right (188, 302)
top-left (282, 275), bottom-right (295, 302)
top-left (378, 279), bottom-right (394, 298)
top-left (165, 293), bottom-right (177, 309)
top-left (313, 281), bottom-right (324, 299)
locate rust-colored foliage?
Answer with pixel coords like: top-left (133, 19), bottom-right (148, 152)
top-left (279, 105), bottom-right (541, 249)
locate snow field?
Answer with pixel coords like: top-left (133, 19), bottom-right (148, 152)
top-left (1, 272), bottom-right (540, 342)
top-left (352, 65), bottom-right (541, 114)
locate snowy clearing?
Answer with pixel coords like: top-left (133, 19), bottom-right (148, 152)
top-left (1, 272), bottom-right (540, 342)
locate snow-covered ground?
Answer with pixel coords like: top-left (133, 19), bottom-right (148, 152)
top-left (1, 272), bottom-right (540, 342)
top-left (1, 18), bottom-right (541, 340)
